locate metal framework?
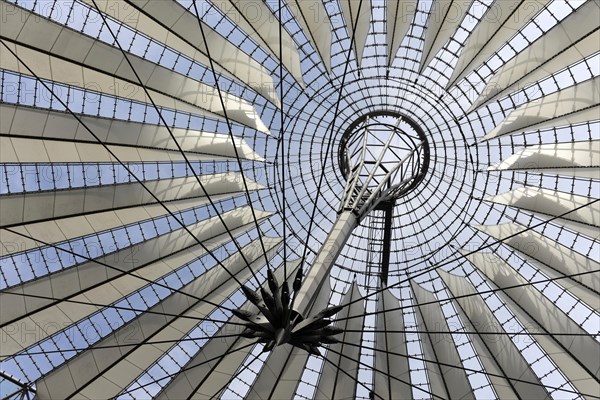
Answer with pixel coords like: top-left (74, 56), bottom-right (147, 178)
top-left (0, 0), bottom-right (598, 399)
top-left (300, 111), bottom-right (430, 312)
top-left (339, 111), bottom-right (429, 217)
top-left (0, 371), bottom-right (34, 400)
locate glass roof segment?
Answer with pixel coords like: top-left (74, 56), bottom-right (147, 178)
top-left (0, 0), bottom-right (598, 398)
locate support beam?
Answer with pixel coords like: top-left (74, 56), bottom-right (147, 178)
top-left (244, 270), bottom-right (332, 400)
top-left (380, 203), bottom-right (394, 285)
top-left (294, 211), bottom-right (358, 314)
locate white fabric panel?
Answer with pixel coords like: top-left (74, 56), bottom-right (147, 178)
top-left (413, 282), bottom-right (518, 399)
top-left (75, 0), bottom-right (279, 105)
top-left (485, 187), bottom-right (599, 227)
top-left (546, 217), bottom-right (600, 240)
top-left (482, 77), bottom-right (600, 140)
top-left (448, 0), bottom-right (551, 87)
top-left (209, 0), bottom-right (304, 87)
top-left (34, 237), bottom-right (282, 400)
top-left (338, 0), bottom-right (372, 66)
top-left (0, 173), bottom-right (264, 227)
top-left (0, 137), bottom-right (209, 164)
top-left (472, 1), bottom-right (600, 109)
top-left (411, 282), bottom-right (474, 400)
top-left (0, 208), bottom-right (272, 331)
top-left (488, 140), bottom-right (600, 174)
top-left (488, 141), bottom-right (600, 179)
top-left (288, 0), bottom-right (332, 73)
top-left (0, 209), bottom-right (266, 349)
top-left (76, 240), bottom-right (286, 400)
top-left (314, 281), bottom-right (365, 400)
top-left (0, 196), bottom-right (232, 256)
top-left (419, 0), bottom-right (471, 73)
top-left (510, 167), bottom-right (600, 179)
top-left (462, 251), bottom-right (600, 395)
top-left (419, 334), bottom-right (449, 399)
top-left (475, 223), bottom-right (600, 293)
top-left (493, 107), bottom-right (600, 143)
top-left (456, 309), bottom-right (519, 399)
top-left (524, 256), bottom-right (600, 313)
top-left (437, 269), bottom-right (551, 399)
top-left (123, 0), bottom-right (279, 106)
top-left (387, 0), bottom-right (418, 66)
top-left (479, 31), bottom-right (600, 109)
top-left (250, 348), bottom-right (306, 399)
top-left (247, 348), bottom-right (307, 399)
top-left (373, 288), bottom-right (412, 399)
top-left (246, 270), bottom-right (332, 400)
top-left (294, 211), bottom-right (358, 313)
top-left (158, 261), bottom-right (300, 400)
top-left (481, 206), bottom-right (598, 241)
top-left (0, 219), bottom-right (259, 361)
top-left (165, 339), bottom-right (254, 400)
top-left (0, 104), bottom-right (264, 161)
top-left (0, 17), bottom-right (269, 134)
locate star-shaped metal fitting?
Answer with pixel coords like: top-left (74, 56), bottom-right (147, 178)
top-left (233, 267), bottom-right (344, 355)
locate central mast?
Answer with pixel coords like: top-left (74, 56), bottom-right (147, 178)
top-left (295, 111), bottom-right (429, 312)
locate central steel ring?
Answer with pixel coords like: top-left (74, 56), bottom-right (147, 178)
top-left (338, 111), bottom-right (430, 196)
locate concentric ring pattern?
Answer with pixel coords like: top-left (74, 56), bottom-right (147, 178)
top-left (0, 0), bottom-right (598, 399)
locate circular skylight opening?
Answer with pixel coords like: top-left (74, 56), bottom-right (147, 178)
top-left (338, 111), bottom-right (430, 204)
